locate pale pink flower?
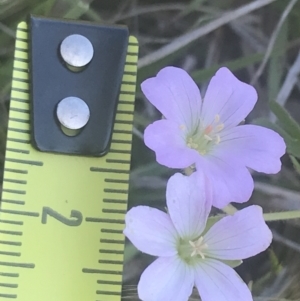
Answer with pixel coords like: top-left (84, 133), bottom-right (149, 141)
top-left (142, 67), bottom-right (286, 208)
top-left (124, 172), bottom-right (272, 301)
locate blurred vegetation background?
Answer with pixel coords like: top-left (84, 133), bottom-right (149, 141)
top-left (1, 0), bottom-right (300, 300)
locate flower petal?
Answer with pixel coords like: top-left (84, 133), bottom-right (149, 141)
top-left (197, 156), bottom-right (254, 208)
top-left (138, 256), bottom-right (194, 301)
top-left (141, 66), bottom-right (202, 129)
top-left (194, 259), bottom-right (252, 301)
top-left (144, 119), bottom-right (199, 168)
top-left (214, 125), bottom-right (286, 173)
top-left (203, 205), bottom-right (272, 260)
top-left (201, 67), bottom-right (257, 129)
top-left (124, 206), bottom-right (178, 257)
top-left (166, 172), bottom-right (212, 239)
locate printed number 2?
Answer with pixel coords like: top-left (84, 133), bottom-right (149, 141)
top-left (42, 207), bottom-right (83, 226)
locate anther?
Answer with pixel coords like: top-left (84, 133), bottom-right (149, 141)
top-left (214, 114), bottom-right (220, 123)
top-left (216, 124), bottom-right (224, 132)
top-left (204, 134), bottom-right (212, 141)
top-left (189, 236), bottom-right (207, 258)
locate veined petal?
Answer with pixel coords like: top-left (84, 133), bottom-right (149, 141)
top-left (214, 125), bottom-right (286, 173)
top-left (166, 172), bottom-right (212, 239)
top-left (194, 259), bottom-right (252, 301)
top-left (124, 206), bottom-right (178, 257)
top-left (197, 156), bottom-right (254, 208)
top-left (144, 119), bottom-right (199, 168)
top-left (201, 67), bottom-right (257, 129)
top-left (138, 256), bottom-right (194, 301)
top-left (203, 206), bottom-right (272, 260)
top-left (141, 67), bottom-right (202, 129)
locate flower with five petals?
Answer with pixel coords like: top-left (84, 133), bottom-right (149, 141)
top-left (124, 172), bottom-right (272, 301)
top-left (142, 67), bottom-right (286, 208)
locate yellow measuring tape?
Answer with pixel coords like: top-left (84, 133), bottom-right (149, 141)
top-left (0, 22), bottom-right (138, 300)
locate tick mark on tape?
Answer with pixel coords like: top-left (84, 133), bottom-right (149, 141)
top-left (85, 217), bottom-right (125, 224)
top-left (0, 220), bottom-right (23, 226)
top-left (0, 272), bottom-right (19, 278)
top-left (0, 283), bottom-right (18, 288)
top-left (97, 280), bottom-right (122, 285)
top-left (82, 268), bottom-right (122, 275)
top-left (99, 249), bottom-right (123, 254)
top-left (0, 251), bottom-right (21, 257)
top-left (0, 241), bottom-right (21, 246)
top-left (0, 293), bottom-right (17, 298)
top-left (6, 158), bottom-right (43, 166)
top-left (0, 209), bottom-right (39, 217)
top-left (0, 261), bottom-right (35, 268)
top-left (96, 290), bottom-right (121, 296)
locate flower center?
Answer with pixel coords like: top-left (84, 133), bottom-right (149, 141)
top-left (184, 114), bottom-right (224, 155)
top-left (177, 236), bottom-right (208, 264)
top-left (189, 236), bottom-right (208, 258)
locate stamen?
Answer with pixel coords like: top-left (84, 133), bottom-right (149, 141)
top-left (216, 124), bottom-right (224, 132)
top-left (187, 138), bottom-right (198, 149)
top-left (189, 236), bottom-right (208, 259)
top-left (204, 134), bottom-right (212, 141)
top-left (186, 115), bottom-right (224, 156)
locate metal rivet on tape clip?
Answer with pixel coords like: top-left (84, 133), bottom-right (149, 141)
top-left (57, 96), bottom-right (90, 130)
top-left (60, 34), bottom-right (94, 70)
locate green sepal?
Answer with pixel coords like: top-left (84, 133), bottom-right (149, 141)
top-left (220, 259), bottom-right (243, 268)
top-left (202, 215), bottom-right (224, 236)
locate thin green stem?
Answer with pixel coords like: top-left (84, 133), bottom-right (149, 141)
top-left (222, 204), bottom-right (300, 222)
top-left (222, 204), bottom-right (237, 215)
top-left (263, 211), bottom-right (300, 222)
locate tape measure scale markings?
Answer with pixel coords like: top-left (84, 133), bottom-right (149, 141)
top-left (0, 21), bottom-right (138, 300)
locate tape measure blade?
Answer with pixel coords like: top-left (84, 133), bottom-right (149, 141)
top-left (0, 22), bottom-right (138, 301)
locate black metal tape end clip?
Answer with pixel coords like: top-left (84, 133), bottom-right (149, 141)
top-left (30, 15), bottom-right (129, 156)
